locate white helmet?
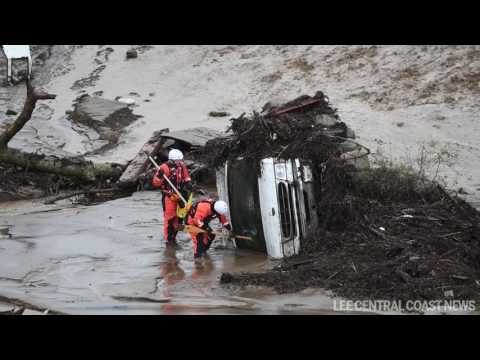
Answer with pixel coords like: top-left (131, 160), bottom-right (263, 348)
top-left (214, 200), bottom-right (229, 216)
top-left (168, 149), bottom-right (183, 161)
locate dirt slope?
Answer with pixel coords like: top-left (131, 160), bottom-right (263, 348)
top-left (1, 45), bottom-right (479, 206)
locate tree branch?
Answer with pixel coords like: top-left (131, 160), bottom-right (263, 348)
top-left (0, 80), bottom-right (57, 149)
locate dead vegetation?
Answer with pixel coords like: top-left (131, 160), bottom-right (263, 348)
top-left (223, 165), bottom-right (480, 305)
top-left (199, 91), bottom-right (352, 172)
top-left (0, 161), bottom-right (85, 201)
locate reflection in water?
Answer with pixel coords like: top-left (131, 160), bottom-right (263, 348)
top-left (159, 247), bottom-right (185, 286)
top-left (191, 255), bottom-right (215, 280)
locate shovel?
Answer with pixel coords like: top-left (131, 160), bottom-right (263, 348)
top-left (180, 224), bottom-right (254, 241)
top-left (145, 152), bottom-right (192, 218)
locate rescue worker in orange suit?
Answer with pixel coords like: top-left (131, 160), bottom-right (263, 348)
top-left (152, 149), bottom-right (192, 245)
top-left (187, 199), bottom-right (231, 259)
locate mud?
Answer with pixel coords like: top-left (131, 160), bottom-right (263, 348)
top-left (0, 192), bottom-right (343, 314)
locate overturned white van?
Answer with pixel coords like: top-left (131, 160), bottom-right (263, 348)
top-left (216, 157), bottom-right (318, 259)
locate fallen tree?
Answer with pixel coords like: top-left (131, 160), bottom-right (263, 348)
top-left (0, 81), bottom-right (125, 183)
top-left (0, 148), bottom-right (124, 182)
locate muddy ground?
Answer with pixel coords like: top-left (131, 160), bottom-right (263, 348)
top-left (0, 192), bottom-right (347, 315)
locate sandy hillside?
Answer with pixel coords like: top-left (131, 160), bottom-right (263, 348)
top-left (1, 45), bottom-right (479, 206)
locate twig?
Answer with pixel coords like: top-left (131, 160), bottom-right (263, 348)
top-left (368, 226), bottom-right (388, 240)
top-left (451, 275), bottom-right (469, 281)
top-left (395, 269), bottom-right (411, 283)
top-left (285, 258), bottom-right (315, 268)
top-left (437, 248), bottom-right (459, 259)
top-left (438, 231), bottom-right (464, 238)
top-left (276, 143), bottom-right (293, 158)
top-left (327, 270), bottom-right (342, 280)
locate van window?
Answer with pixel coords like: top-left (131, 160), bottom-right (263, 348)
top-left (303, 190), bottom-right (311, 224)
top-left (228, 159), bottom-right (267, 251)
top-left (278, 182), bottom-right (292, 239)
top-left (288, 184), bottom-right (298, 239)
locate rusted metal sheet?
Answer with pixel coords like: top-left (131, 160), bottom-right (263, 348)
top-left (161, 127), bottom-right (224, 148)
top-left (267, 98), bottom-right (322, 117)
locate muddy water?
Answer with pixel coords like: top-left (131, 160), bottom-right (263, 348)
top-left (0, 192), bottom-right (343, 315)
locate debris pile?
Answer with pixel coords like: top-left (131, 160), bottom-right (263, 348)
top-left (217, 92), bottom-right (480, 306)
top-left (201, 91), bottom-right (360, 172)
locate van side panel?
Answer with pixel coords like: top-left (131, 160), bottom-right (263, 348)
top-left (258, 159), bottom-right (283, 259)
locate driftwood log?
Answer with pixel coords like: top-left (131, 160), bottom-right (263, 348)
top-left (116, 128), bottom-right (169, 189)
